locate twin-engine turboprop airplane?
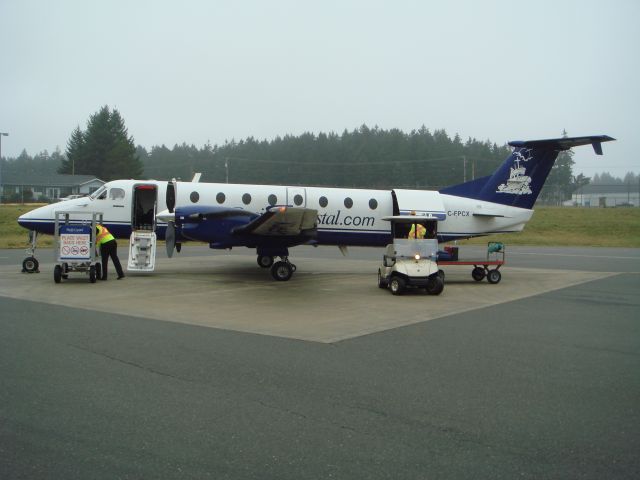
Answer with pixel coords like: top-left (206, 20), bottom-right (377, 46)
top-left (18, 135), bottom-right (614, 280)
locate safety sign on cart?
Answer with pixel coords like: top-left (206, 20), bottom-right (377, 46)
top-left (59, 225), bottom-right (92, 260)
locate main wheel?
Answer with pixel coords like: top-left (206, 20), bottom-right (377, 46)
top-left (257, 255), bottom-right (274, 268)
top-left (270, 261), bottom-right (293, 281)
top-left (389, 276), bottom-right (405, 295)
top-left (426, 275), bottom-right (444, 295)
top-left (471, 267), bottom-right (485, 282)
top-left (89, 265), bottom-right (97, 283)
top-left (53, 264), bottom-right (62, 283)
top-left (377, 270), bottom-right (388, 289)
top-left (22, 256), bottom-right (39, 273)
top-left (487, 269), bottom-right (501, 284)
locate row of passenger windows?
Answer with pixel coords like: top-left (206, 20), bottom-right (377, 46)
top-left (191, 191), bottom-right (379, 210)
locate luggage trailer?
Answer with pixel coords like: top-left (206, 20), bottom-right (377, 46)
top-left (437, 242), bottom-right (505, 284)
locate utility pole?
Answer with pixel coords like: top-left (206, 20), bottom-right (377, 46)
top-left (0, 132), bottom-right (8, 204)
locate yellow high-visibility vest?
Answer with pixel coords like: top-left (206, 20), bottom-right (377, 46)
top-left (96, 224), bottom-right (115, 245)
top-left (408, 224), bottom-right (426, 239)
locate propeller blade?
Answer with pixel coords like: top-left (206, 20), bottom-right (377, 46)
top-left (166, 221), bottom-right (176, 258)
top-left (166, 180), bottom-right (176, 214)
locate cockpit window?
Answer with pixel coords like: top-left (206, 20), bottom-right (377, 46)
top-left (109, 188), bottom-right (125, 200)
top-left (90, 186), bottom-right (107, 200)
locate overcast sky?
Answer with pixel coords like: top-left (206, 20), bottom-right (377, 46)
top-left (1, 0), bottom-right (638, 178)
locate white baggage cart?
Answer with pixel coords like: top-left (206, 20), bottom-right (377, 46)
top-left (53, 211), bottom-right (103, 283)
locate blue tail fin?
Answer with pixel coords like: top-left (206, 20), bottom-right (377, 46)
top-left (440, 135), bottom-right (615, 209)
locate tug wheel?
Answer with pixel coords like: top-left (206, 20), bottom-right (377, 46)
top-left (377, 270), bottom-right (388, 289)
top-left (426, 275), bottom-right (444, 295)
top-left (389, 276), bottom-right (405, 296)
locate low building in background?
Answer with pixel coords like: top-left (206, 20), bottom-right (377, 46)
top-left (0, 173), bottom-right (104, 203)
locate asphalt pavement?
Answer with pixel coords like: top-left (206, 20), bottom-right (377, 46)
top-left (0, 245), bottom-right (639, 479)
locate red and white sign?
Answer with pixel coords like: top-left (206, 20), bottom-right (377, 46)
top-left (59, 233), bottom-right (91, 260)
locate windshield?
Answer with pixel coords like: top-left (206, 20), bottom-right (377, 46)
top-left (392, 239), bottom-right (438, 259)
top-left (90, 186), bottom-right (107, 200)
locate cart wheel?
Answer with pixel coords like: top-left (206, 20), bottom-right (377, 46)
top-left (437, 269), bottom-right (445, 281)
top-left (426, 275), bottom-right (444, 295)
top-left (22, 256), bottom-right (39, 273)
top-left (89, 265), bottom-right (97, 283)
top-left (377, 270), bottom-right (388, 289)
top-left (95, 262), bottom-right (102, 280)
top-left (487, 269), bottom-right (501, 284)
top-left (54, 265), bottom-right (62, 283)
top-left (471, 267), bottom-right (485, 282)
top-left (389, 276), bottom-right (405, 295)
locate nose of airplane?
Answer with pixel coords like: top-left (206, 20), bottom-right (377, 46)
top-left (17, 204), bottom-right (56, 234)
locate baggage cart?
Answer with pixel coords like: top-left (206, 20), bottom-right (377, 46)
top-left (53, 211), bottom-right (103, 283)
top-left (437, 242), bottom-right (505, 284)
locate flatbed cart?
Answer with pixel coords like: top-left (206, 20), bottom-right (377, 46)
top-left (53, 211), bottom-right (103, 284)
top-left (437, 242), bottom-right (505, 284)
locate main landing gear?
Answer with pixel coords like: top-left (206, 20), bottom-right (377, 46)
top-left (257, 248), bottom-right (297, 281)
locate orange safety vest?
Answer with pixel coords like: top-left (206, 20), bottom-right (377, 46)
top-left (408, 224), bottom-right (426, 239)
top-left (96, 224), bottom-right (115, 245)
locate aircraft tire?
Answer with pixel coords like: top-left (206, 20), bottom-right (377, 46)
top-left (271, 261), bottom-right (293, 281)
top-left (389, 276), bottom-right (405, 295)
top-left (22, 256), bottom-right (39, 273)
top-left (54, 265), bottom-right (62, 283)
top-left (471, 267), bottom-right (485, 282)
top-left (257, 255), bottom-right (274, 268)
top-left (487, 269), bottom-right (501, 284)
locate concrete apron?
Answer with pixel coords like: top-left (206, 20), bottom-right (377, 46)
top-left (0, 254), bottom-right (616, 343)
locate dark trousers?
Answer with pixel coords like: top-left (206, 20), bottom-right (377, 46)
top-left (100, 239), bottom-right (124, 279)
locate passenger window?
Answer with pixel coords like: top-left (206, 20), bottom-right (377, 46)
top-left (268, 194), bottom-right (277, 206)
top-left (109, 188), bottom-right (125, 200)
top-left (294, 194), bottom-right (303, 206)
top-left (319, 196), bottom-right (328, 208)
top-left (242, 193), bottom-right (252, 205)
top-left (190, 191), bottom-right (200, 203)
top-left (344, 197), bottom-right (353, 209)
top-left (369, 198), bottom-right (378, 210)
top-left (216, 192), bottom-right (225, 204)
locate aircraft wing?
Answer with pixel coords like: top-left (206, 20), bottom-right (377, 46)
top-left (233, 207), bottom-right (318, 236)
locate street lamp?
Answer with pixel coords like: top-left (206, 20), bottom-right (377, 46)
top-left (0, 132), bottom-right (8, 204)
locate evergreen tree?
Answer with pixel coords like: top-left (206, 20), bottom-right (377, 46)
top-left (59, 106), bottom-right (142, 180)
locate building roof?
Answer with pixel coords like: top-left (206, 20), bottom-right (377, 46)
top-left (1, 172), bottom-right (104, 187)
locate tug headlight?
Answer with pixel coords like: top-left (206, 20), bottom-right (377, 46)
top-left (414, 254), bottom-right (421, 261)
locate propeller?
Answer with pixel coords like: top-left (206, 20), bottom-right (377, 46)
top-left (166, 220), bottom-right (176, 258)
top-left (165, 179), bottom-right (177, 257)
top-left (166, 179), bottom-right (176, 214)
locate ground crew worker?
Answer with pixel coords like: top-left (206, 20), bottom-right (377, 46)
top-left (96, 223), bottom-right (124, 280)
top-left (408, 223), bottom-right (426, 239)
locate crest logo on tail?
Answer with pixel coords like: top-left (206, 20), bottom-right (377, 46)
top-left (496, 149), bottom-right (533, 195)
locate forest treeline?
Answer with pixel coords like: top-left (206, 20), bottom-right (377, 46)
top-left (138, 126), bottom-right (512, 190)
top-left (2, 122), bottom-right (631, 203)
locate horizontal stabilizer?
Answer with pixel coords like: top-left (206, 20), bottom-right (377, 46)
top-left (508, 135), bottom-right (615, 155)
